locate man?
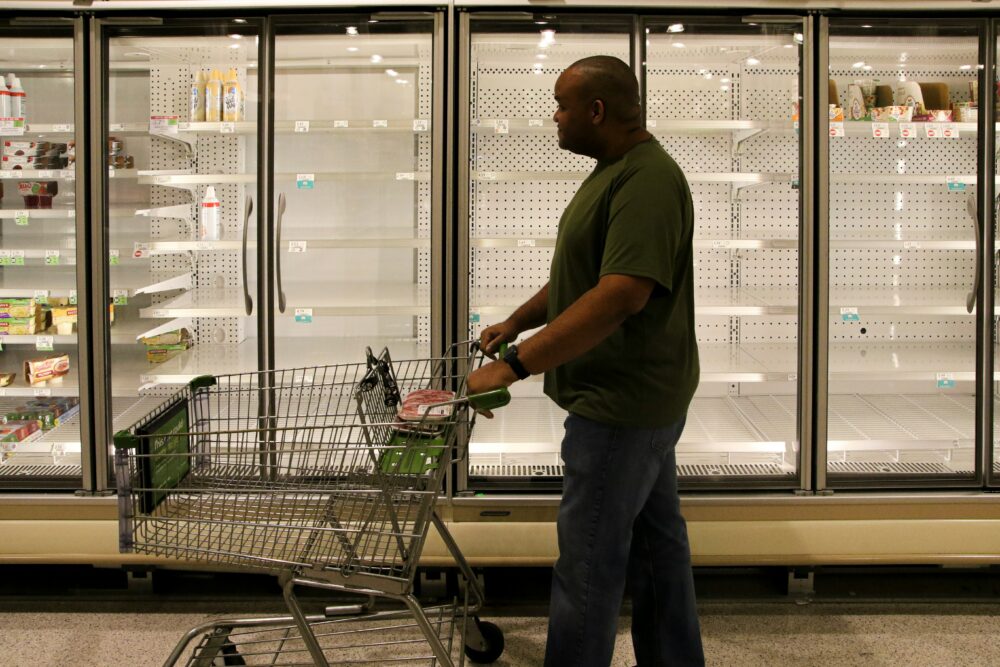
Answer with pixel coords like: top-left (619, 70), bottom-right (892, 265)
top-left (465, 55), bottom-right (704, 667)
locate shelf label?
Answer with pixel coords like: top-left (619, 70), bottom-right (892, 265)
top-left (149, 114), bottom-right (180, 136)
top-left (478, 171), bottom-right (498, 181)
top-left (37, 170), bottom-right (55, 179)
top-left (469, 311), bottom-right (481, 325)
top-left (69, 290), bottom-right (77, 305)
top-left (936, 372), bottom-right (956, 389)
top-left (153, 175), bottom-right (170, 185)
top-left (942, 124), bottom-right (960, 139)
top-left (53, 124), bottom-right (73, 133)
top-left (149, 309), bottom-right (167, 318)
top-left (495, 119), bottom-right (509, 134)
top-left (113, 289), bottom-right (129, 306)
top-left (528, 119), bottom-right (545, 128)
top-left (840, 306), bottom-right (860, 322)
top-left (712, 240), bottom-right (732, 249)
top-left (33, 388), bottom-right (51, 397)
top-left (109, 123), bottom-right (126, 132)
top-left (0, 118), bottom-right (26, 136)
top-left (333, 120), bottom-right (349, 128)
top-left (947, 176), bottom-right (967, 192)
top-left (0, 250), bottom-right (11, 266)
top-left (517, 239), bottom-right (536, 247)
top-left (296, 173), bottom-right (314, 190)
top-left (36, 336), bottom-right (53, 352)
top-left (925, 123), bottom-right (942, 139)
top-left (34, 290), bottom-right (49, 305)
top-left (788, 373), bottom-right (798, 382)
top-left (14, 210), bottom-right (28, 226)
top-left (9, 250), bottom-right (23, 266)
top-left (288, 241), bottom-right (307, 253)
top-left (109, 249), bottom-right (120, 265)
top-left (294, 120), bottom-right (310, 133)
top-left (139, 374), bottom-right (154, 385)
top-left (871, 122), bottom-right (889, 139)
top-left (647, 119), bottom-right (658, 128)
top-left (829, 122), bottom-right (845, 138)
top-left (373, 119), bottom-right (388, 128)
top-left (294, 308), bottom-right (313, 323)
top-left (395, 172), bottom-right (416, 181)
top-left (45, 250), bottom-right (60, 266)
top-left (903, 241), bottom-right (921, 249)
top-left (132, 242), bottom-right (149, 259)
top-left (899, 123), bottom-right (917, 139)
top-left (413, 119), bottom-right (428, 132)
top-left (219, 122), bottom-right (235, 134)
top-left (60, 169), bottom-right (75, 180)
top-left (108, 166), bottom-right (115, 178)
top-left (177, 122), bottom-right (190, 130)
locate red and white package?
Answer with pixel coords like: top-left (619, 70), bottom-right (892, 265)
top-left (397, 388), bottom-right (455, 422)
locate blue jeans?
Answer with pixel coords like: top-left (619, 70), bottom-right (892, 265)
top-left (544, 413), bottom-right (704, 667)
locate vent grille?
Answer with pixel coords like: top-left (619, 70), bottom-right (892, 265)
top-left (0, 465), bottom-right (80, 478)
top-left (677, 463), bottom-right (790, 477)
top-left (828, 461), bottom-right (961, 475)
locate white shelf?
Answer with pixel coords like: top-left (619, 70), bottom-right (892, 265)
top-left (833, 121), bottom-right (977, 138)
top-left (139, 288), bottom-right (249, 319)
top-left (828, 342), bottom-right (982, 382)
top-left (22, 124), bottom-right (75, 135)
top-left (108, 342), bottom-right (258, 396)
top-left (0, 210), bottom-right (74, 220)
top-left (282, 282), bottom-right (429, 315)
top-left (827, 393), bottom-right (974, 451)
top-left (138, 171), bottom-right (430, 187)
top-left (0, 346), bottom-right (80, 398)
top-left (472, 171), bottom-right (793, 186)
top-left (143, 227), bottom-right (430, 253)
top-left (0, 168), bottom-right (77, 181)
top-left (830, 287), bottom-right (979, 315)
top-left (473, 119), bottom-right (793, 135)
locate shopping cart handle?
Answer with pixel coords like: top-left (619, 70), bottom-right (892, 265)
top-left (467, 388), bottom-right (511, 412)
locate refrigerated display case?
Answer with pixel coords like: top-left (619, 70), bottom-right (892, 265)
top-left (820, 19), bottom-right (984, 487)
top-left (0, 19), bottom-right (89, 487)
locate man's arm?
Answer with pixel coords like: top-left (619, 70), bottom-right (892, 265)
top-left (467, 274), bottom-right (655, 394)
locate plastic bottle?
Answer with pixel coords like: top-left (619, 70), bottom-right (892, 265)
top-left (190, 70), bottom-right (206, 122)
top-left (222, 68), bottom-right (242, 122)
top-left (8, 74), bottom-right (25, 121)
top-left (200, 186), bottom-right (221, 241)
top-left (204, 69), bottom-right (223, 122)
top-left (0, 74), bottom-right (10, 118)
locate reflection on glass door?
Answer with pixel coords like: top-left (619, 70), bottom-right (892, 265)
top-left (826, 20), bottom-right (979, 484)
top-left (271, 16), bottom-right (438, 369)
top-left (105, 23), bottom-right (260, 448)
top-left (645, 17), bottom-right (804, 486)
top-left (0, 24), bottom-right (84, 485)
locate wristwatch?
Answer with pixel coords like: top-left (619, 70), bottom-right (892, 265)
top-left (502, 344), bottom-right (531, 380)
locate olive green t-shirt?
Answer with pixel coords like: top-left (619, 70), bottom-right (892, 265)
top-left (543, 138), bottom-right (699, 427)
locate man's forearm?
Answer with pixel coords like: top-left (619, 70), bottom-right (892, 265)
top-left (508, 283), bottom-right (549, 332)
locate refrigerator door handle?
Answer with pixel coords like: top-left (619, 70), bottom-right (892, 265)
top-left (276, 192), bottom-right (287, 314)
top-left (243, 195), bottom-right (254, 316)
top-left (967, 193), bottom-right (980, 314)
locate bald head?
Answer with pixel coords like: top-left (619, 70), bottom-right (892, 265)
top-left (564, 56), bottom-right (641, 124)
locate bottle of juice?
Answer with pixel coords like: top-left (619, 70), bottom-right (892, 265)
top-left (222, 68), bottom-right (242, 122)
top-left (8, 75), bottom-right (25, 121)
top-left (204, 69), bottom-right (223, 122)
top-left (190, 70), bottom-right (206, 122)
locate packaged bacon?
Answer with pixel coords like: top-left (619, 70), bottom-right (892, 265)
top-left (397, 388), bottom-right (456, 422)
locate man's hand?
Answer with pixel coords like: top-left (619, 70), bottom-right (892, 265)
top-left (479, 320), bottom-right (520, 359)
top-left (466, 360), bottom-right (518, 418)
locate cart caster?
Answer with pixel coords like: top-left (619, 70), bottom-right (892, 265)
top-left (464, 618), bottom-right (504, 664)
top-left (214, 640), bottom-right (245, 666)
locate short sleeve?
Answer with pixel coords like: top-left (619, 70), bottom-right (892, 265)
top-left (599, 163), bottom-right (685, 292)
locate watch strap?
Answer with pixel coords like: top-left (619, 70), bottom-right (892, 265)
top-left (502, 344), bottom-right (530, 380)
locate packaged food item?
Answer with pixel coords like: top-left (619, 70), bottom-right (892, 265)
top-left (0, 317), bottom-right (42, 336)
top-left (896, 81), bottom-right (925, 113)
top-left (828, 105), bottom-right (844, 122)
top-left (7, 74), bottom-right (25, 121)
top-left (205, 69), bottom-right (223, 122)
top-left (139, 328), bottom-right (189, 346)
top-left (190, 70), bottom-right (206, 122)
top-left (0, 373), bottom-right (14, 387)
top-left (1, 155), bottom-right (36, 169)
top-left (200, 185), bottom-right (221, 240)
top-left (397, 389), bottom-right (456, 422)
top-left (222, 68), bottom-right (243, 122)
top-left (5, 397), bottom-right (80, 430)
top-left (17, 180), bottom-right (58, 209)
top-left (954, 103), bottom-right (978, 123)
top-left (913, 109), bottom-right (953, 122)
top-left (871, 106), bottom-right (914, 122)
top-left (0, 420), bottom-right (41, 447)
top-left (0, 75), bottom-right (8, 118)
top-left (0, 298), bottom-right (36, 319)
top-left (970, 80), bottom-right (979, 107)
top-left (3, 140), bottom-right (49, 156)
top-left (24, 354), bottom-right (70, 386)
top-left (847, 84), bottom-right (867, 120)
top-left (142, 328), bottom-right (192, 363)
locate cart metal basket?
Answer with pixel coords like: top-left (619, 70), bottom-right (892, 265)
top-left (114, 343), bottom-right (509, 666)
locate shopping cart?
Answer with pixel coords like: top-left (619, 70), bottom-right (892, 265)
top-left (114, 342), bottom-right (510, 667)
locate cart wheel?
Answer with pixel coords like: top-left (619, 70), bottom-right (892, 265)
top-left (218, 640), bottom-right (245, 666)
top-left (464, 619), bottom-right (504, 664)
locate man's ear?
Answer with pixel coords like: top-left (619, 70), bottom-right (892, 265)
top-left (591, 98), bottom-right (606, 124)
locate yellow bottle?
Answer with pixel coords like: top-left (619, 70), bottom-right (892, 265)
top-left (204, 69), bottom-right (223, 122)
top-left (190, 70), bottom-right (206, 122)
top-left (222, 68), bottom-right (243, 122)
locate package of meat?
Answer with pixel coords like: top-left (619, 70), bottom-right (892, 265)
top-left (397, 388), bottom-right (455, 422)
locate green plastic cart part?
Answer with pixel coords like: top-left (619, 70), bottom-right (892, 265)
top-left (468, 388), bottom-right (511, 412)
top-left (379, 431), bottom-right (447, 474)
top-left (113, 430), bottom-right (140, 450)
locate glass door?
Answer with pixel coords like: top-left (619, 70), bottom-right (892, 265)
top-left (0, 19), bottom-right (86, 487)
top-left (823, 19), bottom-right (982, 487)
top-left (642, 16), bottom-right (806, 488)
top-left (100, 19), bottom-right (262, 460)
top-left (459, 13), bottom-right (634, 491)
top-left (270, 14), bottom-right (441, 369)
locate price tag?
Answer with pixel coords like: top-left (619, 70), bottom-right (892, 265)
top-left (840, 306), bottom-right (860, 322)
top-left (288, 241), bottom-right (307, 253)
top-left (37, 170), bottom-right (55, 179)
top-left (529, 119), bottom-right (544, 128)
top-left (899, 123), bottom-right (917, 139)
top-left (153, 175), bottom-right (170, 185)
top-left (333, 120), bottom-right (349, 128)
top-left (829, 122), bottom-right (845, 138)
top-left (10, 250), bottom-right (24, 266)
top-left (793, 120), bottom-right (800, 132)
top-left (373, 119), bottom-right (388, 128)
top-left (294, 308), bottom-right (313, 323)
top-left (177, 122), bottom-right (190, 130)
top-left (113, 289), bottom-right (129, 306)
top-left (942, 124), bottom-right (960, 139)
top-left (296, 173), bottom-right (315, 190)
top-left (14, 210), bottom-right (28, 226)
top-left (712, 240), bottom-right (732, 249)
top-left (947, 176), bottom-right (967, 192)
top-left (149, 114), bottom-right (180, 136)
top-left (60, 169), bottom-right (74, 180)
top-left (0, 118), bottom-right (26, 136)
top-left (219, 122), bottom-right (236, 134)
top-left (36, 336), bottom-right (54, 352)
top-left (413, 119), bottom-right (428, 132)
top-left (469, 311), bottom-right (481, 324)
top-left (109, 249), bottom-right (120, 266)
top-left (396, 172), bottom-right (416, 181)
top-left (109, 123), bottom-right (126, 132)
top-left (495, 119), bottom-right (509, 134)
top-left (903, 241), bottom-right (921, 249)
top-left (517, 239), bottom-right (536, 247)
top-left (479, 171), bottom-right (498, 181)
top-left (33, 388), bottom-right (52, 397)
top-left (0, 250), bottom-right (11, 266)
top-left (925, 123), bottom-right (942, 139)
top-left (647, 120), bottom-right (658, 128)
top-left (418, 405), bottom-right (452, 418)
top-left (294, 120), bottom-right (310, 133)
top-left (788, 373), bottom-right (798, 382)
top-left (150, 309), bottom-right (167, 318)
top-left (936, 372), bottom-right (956, 389)
top-left (108, 166), bottom-right (115, 178)
top-left (45, 250), bottom-right (60, 266)
top-left (871, 122), bottom-right (889, 138)
top-left (34, 290), bottom-right (49, 305)
top-left (132, 242), bottom-right (149, 259)
top-left (52, 124), bottom-right (73, 133)
top-left (139, 375), bottom-right (154, 385)
top-left (69, 290), bottom-right (77, 305)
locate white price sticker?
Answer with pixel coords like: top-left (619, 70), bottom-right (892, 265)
top-left (219, 122), bottom-right (236, 134)
top-left (108, 166), bottom-right (115, 178)
top-left (517, 239), bottom-right (536, 247)
top-left (947, 176), bottom-right (967, 192)
top-left (479, 171), bottom-right (498, 181)
top-left (14, 210), bottom-right (28, 226)
top-left (871, 122), bottom-right (889, 138)
top-left (109, 249), bottom-right (120, 265)
top-left (0, 250), bottom-right (11, 265)
top-left (495, 119), bottom-right (510, 134)
top-left (113, 289), bottom-right (128, 305)
top-left (60, 169), bottom-right (75, 180)
top-left (647, 120), bottom-right (658, 128)
top-left (903, 241), bottom-right (921, 249)
top-left (45, 250), bottom-right (60, 266)
top-left (294, 120), bottom-right (310, 133)
top-left (829, 122), bottom-right (845, 138)
top-left (69, 290), bottom-right (77, 305)
top-left (150, 309), bottom-right (167, 318)
top-left (925, 123), bottom-right (942, 139)
top-left (413, 119), bottom-right (428, 132)
top-left (942, 123), bottom-right (960, 139)
top-left (373, 119), bottom-right (388, 128)
top-left (34, 290), bottom-right (49, 304)
top-left (109, 123), bottom-right (126, 132)
top-left (529, 119), bottom-right (544, 128)
top-left (288, 241), bottom-right (307, 253)
top-left (294, 308), bottom-right (313, 323)
top-left (149, 115), bottom-right (180, 136)
top-left (37, 170), bottom-right (55, 179)
top-left (36, 336), bottom-right (54, 352)
top-left (0, 118), bottom-right (26, 136)
top-left (53, 124), bottom-right (72, 133)
top-left (33, 388), bottom-right (52, 397)
top-left (333, 120), bottom-right (349, 128)
top-left (712, 240), bottom-right (732, 249)
top-left (936, 372), bottom-right (956, 389)
top-left (418, 405), bottom-right (452, 418)
top-left (10, 250), bottom-right (24, 266)
top-left (139, 375), bottom-right (154, 385)
top-left (899, 123), bottom-right (917, 139)
top-left (133, 242), bottom-right (149, 259)
top-left (177, 122), bottom-right (190, 130)
top-left (395, 172), bottom-right (416, 181)
top-left (840, 306), bottom-right (860, 322)
top-left (788, 373), bottom-right (798, 382)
